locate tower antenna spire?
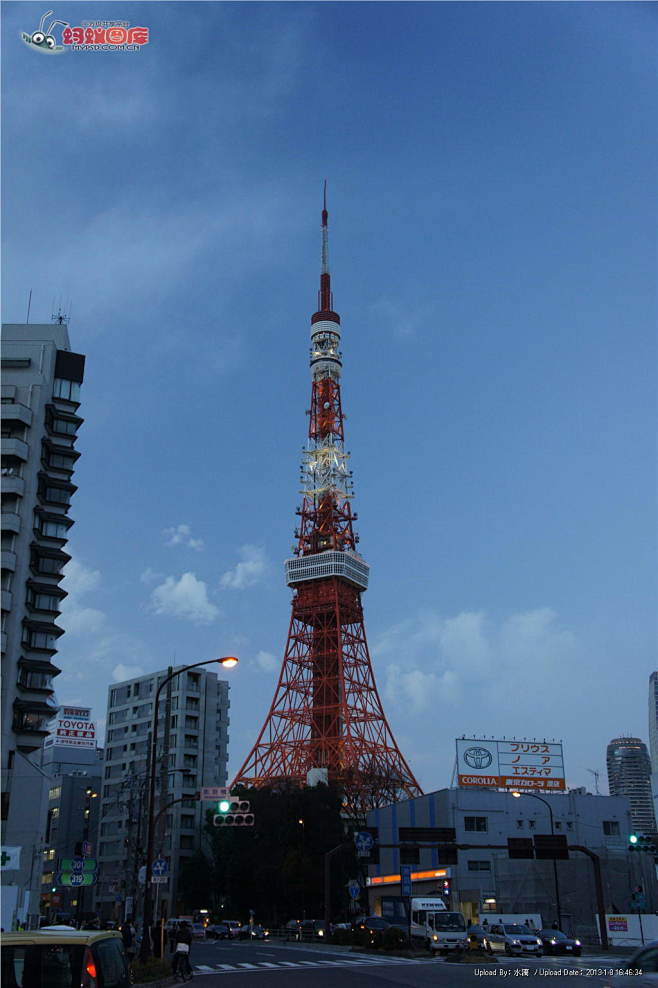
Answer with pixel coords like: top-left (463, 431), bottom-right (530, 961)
top-left (319, 180), bottom-right (332, 312)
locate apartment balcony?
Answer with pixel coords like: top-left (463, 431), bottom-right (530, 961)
top-left (2, 402), bottom-right (32, 427)
top-left (2, 511), bottom-right (21, 535)
top-left (1, 438), bottom-right (29, 461)
top-left (13, 698), bottom-right (58, 752)
top-left (1, 549), bottom-right (17, 571)
top-left (1, 589), bottom-right (13, 611)
top-left (1, 631), bottom-right (6, 654)
top-left (2, 474), bottom-right (25, 497)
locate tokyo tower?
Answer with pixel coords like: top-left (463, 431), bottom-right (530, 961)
top-left (233, 188), bottom-right (422, 810)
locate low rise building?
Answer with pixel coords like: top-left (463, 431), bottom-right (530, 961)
top-left (366, 787), bottom-right (648, 940)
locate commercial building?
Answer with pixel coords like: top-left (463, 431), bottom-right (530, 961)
top-left (39, 708), bottom-right (103, 921)
top-left (649, 673), bottom-right (658, 825)
top-left (1, 320), bottom-right (85, 928)
top-left (366, 787), bottom-right (646, 940)
top-left (96, 667), bottom-right (230, 922)
top-left (607, 736), bottom-right (656, 835)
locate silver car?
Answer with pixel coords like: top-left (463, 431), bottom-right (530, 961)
top-left (487, 923), bottom-right (543, 956)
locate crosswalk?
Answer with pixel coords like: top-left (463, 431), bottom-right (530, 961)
top-left (194, 954), bottom-right (424, 975)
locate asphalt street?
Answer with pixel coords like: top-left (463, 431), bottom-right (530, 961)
top-left (169, 937), bottom-right (633, 987)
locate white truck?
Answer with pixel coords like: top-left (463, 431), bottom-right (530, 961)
top-left (410, 897), bottom-right (468, 953)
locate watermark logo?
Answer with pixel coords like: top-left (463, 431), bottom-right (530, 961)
top-left (21, 10), bottom-right (149, 53)
top-left (21, 9), bottom-right (68, 53)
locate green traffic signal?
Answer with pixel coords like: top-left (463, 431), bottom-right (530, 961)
top-left (218, 799), bottom-right (230, 813)
top-left (629, 834), bottom-right (639, 845)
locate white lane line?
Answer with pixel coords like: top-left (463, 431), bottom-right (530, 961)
top-left (280, 961), bottom-right (302, 966)
top-left (217, 963), bottom-right (237, 969)
top-left (237, 963), bottom-right (259, 968)
top-left (258, 962), bottom-right (279, 967)
top-left (194, 966), bottom-right (216, 972)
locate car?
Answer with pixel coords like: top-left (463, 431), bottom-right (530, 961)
top-left (486, 923), bottom-right (543, 956)
top-left (467, 924), bottom-right (494, 953)
top-left (284, 919), bottom-right (302, 941)
top-left (1, 928), bottom-right (130, 988)
top-left (238, 924), bottom-right (271, 940)
top-left (224, 920), bottom-right (242, 939)
top-left (355, 916), bottom-right (407, 946)
top-left (191, 922), bottom-right (207, 940)
top-left (300, 919), bottom-right (330, 940)
top-left (538, 929), bottom-right (582, 956)
top-left (206, 923), bottom-right (230, 940)
top-left (603, 941), bottom-right (658, 988)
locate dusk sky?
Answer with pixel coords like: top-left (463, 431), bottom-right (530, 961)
top-left (2, 1), bottom-right (656, 794)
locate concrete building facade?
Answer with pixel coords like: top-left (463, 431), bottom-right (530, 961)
top-left (649, 673), bottom-right (658, 826)
top-left (96, 667), bottom-right (230, 921)
top-left (607, 736), bottom-right (656, 835)
top-left (1, 321), bottom-right (85, 927)
top-left (366, 787), bottom-right (647, 940)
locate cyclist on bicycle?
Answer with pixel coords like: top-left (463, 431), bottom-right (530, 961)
top-left (172, 920), bottom-right (193, 982)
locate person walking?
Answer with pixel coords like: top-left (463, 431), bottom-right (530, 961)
top-left (120, 917), bottom-right (137, 969)
top-left (172, 920), bottom-right (193, 982)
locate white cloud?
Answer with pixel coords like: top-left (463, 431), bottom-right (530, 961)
top-left (378, 607), bottom-right (581, 716)
top-left (59, 558), bottom-right (106, 635)
top-left (220, 545), bottom-right (268, 591)
top-left (112, 663), bottom-right (145, 683)
top-left (164, 524), bottom-right (204, 551)
top-left (256, 650), bottom-right (279, 673)
top-left (151, 572), bottom-right (219, 624)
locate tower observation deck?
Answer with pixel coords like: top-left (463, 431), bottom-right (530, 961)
top-left (232, 187), bottom-right (422, 811)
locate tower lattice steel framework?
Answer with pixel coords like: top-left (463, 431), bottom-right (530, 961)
top-left (233, 189), bottom-right (422, 809)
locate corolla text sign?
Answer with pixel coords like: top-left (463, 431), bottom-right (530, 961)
top-left (456, 738), bottom-right (565, 791)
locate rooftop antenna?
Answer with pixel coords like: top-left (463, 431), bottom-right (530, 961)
top-left (587, 768), bottom-right (601, 795)
top-left (51, 301), bottom-right (69, 325)
top-left (26, 289), bottom-right (32, 324)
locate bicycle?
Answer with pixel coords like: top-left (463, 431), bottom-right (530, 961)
top-left (173, 949), bottom-right (193, 982)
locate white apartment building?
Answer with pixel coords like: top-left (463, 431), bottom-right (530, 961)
top-left (96, 666), bottom-right (230, 921)
top-left (1, 321), bottom-right (85, 928)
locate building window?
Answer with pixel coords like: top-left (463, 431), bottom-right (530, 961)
top-left (37, 518), bottom-right (69, 539)
top-left (566, 821), bottom-right (573, 831)
top-left (555, 821), bottom-right (562, 830)
top-left (528, 819), bottom-right (536, 829)
top-left (32, 554), bottom-right (65, 575)
top-left (53, 378), bottom-right (81, 402)
top-left (48, 786), bottom-right (62, 802)
top-left (183, 755), bottom-right (197, 768)
top-left (464, 816), bottom-right (487, 832)
top-left (24, 629), bottom-right (58, 650)
top-left (28, 590), bottom-right (61, 612)
top-left (467, 860), bottom-right (491, 871)
top-left (179, 835), bottom-right (194, 850)
top-left (43, 487), bottom-right (71, 506)
top-left (51, 417), bottom-right (78, 436)
top-left (46, 451), bottom-right (76, 471)
top-left (603, 820), bottom-right (620, 836)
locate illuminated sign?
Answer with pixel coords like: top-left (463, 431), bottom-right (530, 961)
top-left (366, 868), bottom-right (450, 887)
top-left (456, 738), bottom-right (565, 791)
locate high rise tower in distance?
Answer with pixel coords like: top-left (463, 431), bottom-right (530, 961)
top-left (233, 189), bottom-right (422, 810)
top-left (606, 735), bottom-right (656, 834)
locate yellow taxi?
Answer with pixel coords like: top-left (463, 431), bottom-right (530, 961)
top-left (0, 926), bottom-right (130, 988)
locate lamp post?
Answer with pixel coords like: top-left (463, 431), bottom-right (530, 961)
top-left (75, 785), bottom-right (97, 925)
top-left (298, 819), bottom-right (306, 920)
top-left (139, 656), bottom-right (238, 961)
top-left (512, 791), bottom-right (562, 930)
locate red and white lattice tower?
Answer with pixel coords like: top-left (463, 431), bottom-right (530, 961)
top-left (233, 188), bottom-right (422, 809)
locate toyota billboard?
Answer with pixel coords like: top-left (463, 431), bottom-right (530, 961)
top-left (456, 738), bottom-right (565, 791)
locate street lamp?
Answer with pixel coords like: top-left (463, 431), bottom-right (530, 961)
top-left (140, 656), bottom-right (238, 960)
top-left (511, 791), bottom-right (562, 930)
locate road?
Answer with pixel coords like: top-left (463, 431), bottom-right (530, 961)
top-left (171, 937), bottom-right (631, 986)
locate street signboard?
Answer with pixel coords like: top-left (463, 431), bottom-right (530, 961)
top-left (533, 834), bottom-right (569, 860)
top-left (61, 857), bottom-right (97, 873)
top-left (152, 858), bottom-right (168, 877)
top-left (151, 876), bottom-right (168, 885)
top-left (82, 841), bottom-right (93, 857)
top-left (57, 872), bottom-right (97, 887)
top-left (456, 738), bottom-right (566, 791)
top-left (201, 786), bottom-right (230, 800)
top-left (46, 706), bottom-right (96, 749)
top-left (400, 865), bottom-right (412, 897)
top-left (354, 831), bottom-right (374, 857)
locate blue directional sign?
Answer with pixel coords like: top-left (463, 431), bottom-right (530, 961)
top-left (354, 832), bottom-right (374, 857)
top-left (400, 864), bottom-right (412, 897)
top-left (152, 857), bottom-right (168, 877)
top-left (347, 880), bottom-right (361, 900)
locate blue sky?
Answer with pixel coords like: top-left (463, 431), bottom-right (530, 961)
top-left (2, 2), bottom-right (656, 794)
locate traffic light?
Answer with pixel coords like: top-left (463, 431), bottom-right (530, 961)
top-left (629, 833), bottom-right (657, 852)
top-left (213, 799), bottom-right (254, 827)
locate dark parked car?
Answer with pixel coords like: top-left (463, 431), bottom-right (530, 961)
top-left (238, 924), bottom-right (271, 940)
top-left (538, 930), bottom-right (582, 956)
top-left (206, 923), bottom-right (230, 940)
top-left (284, 919), bottom-right (302, 941)
top-left (355, 916), bottom-right (407, 946)
top-left (300, 919), bottom-right (329, 940)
